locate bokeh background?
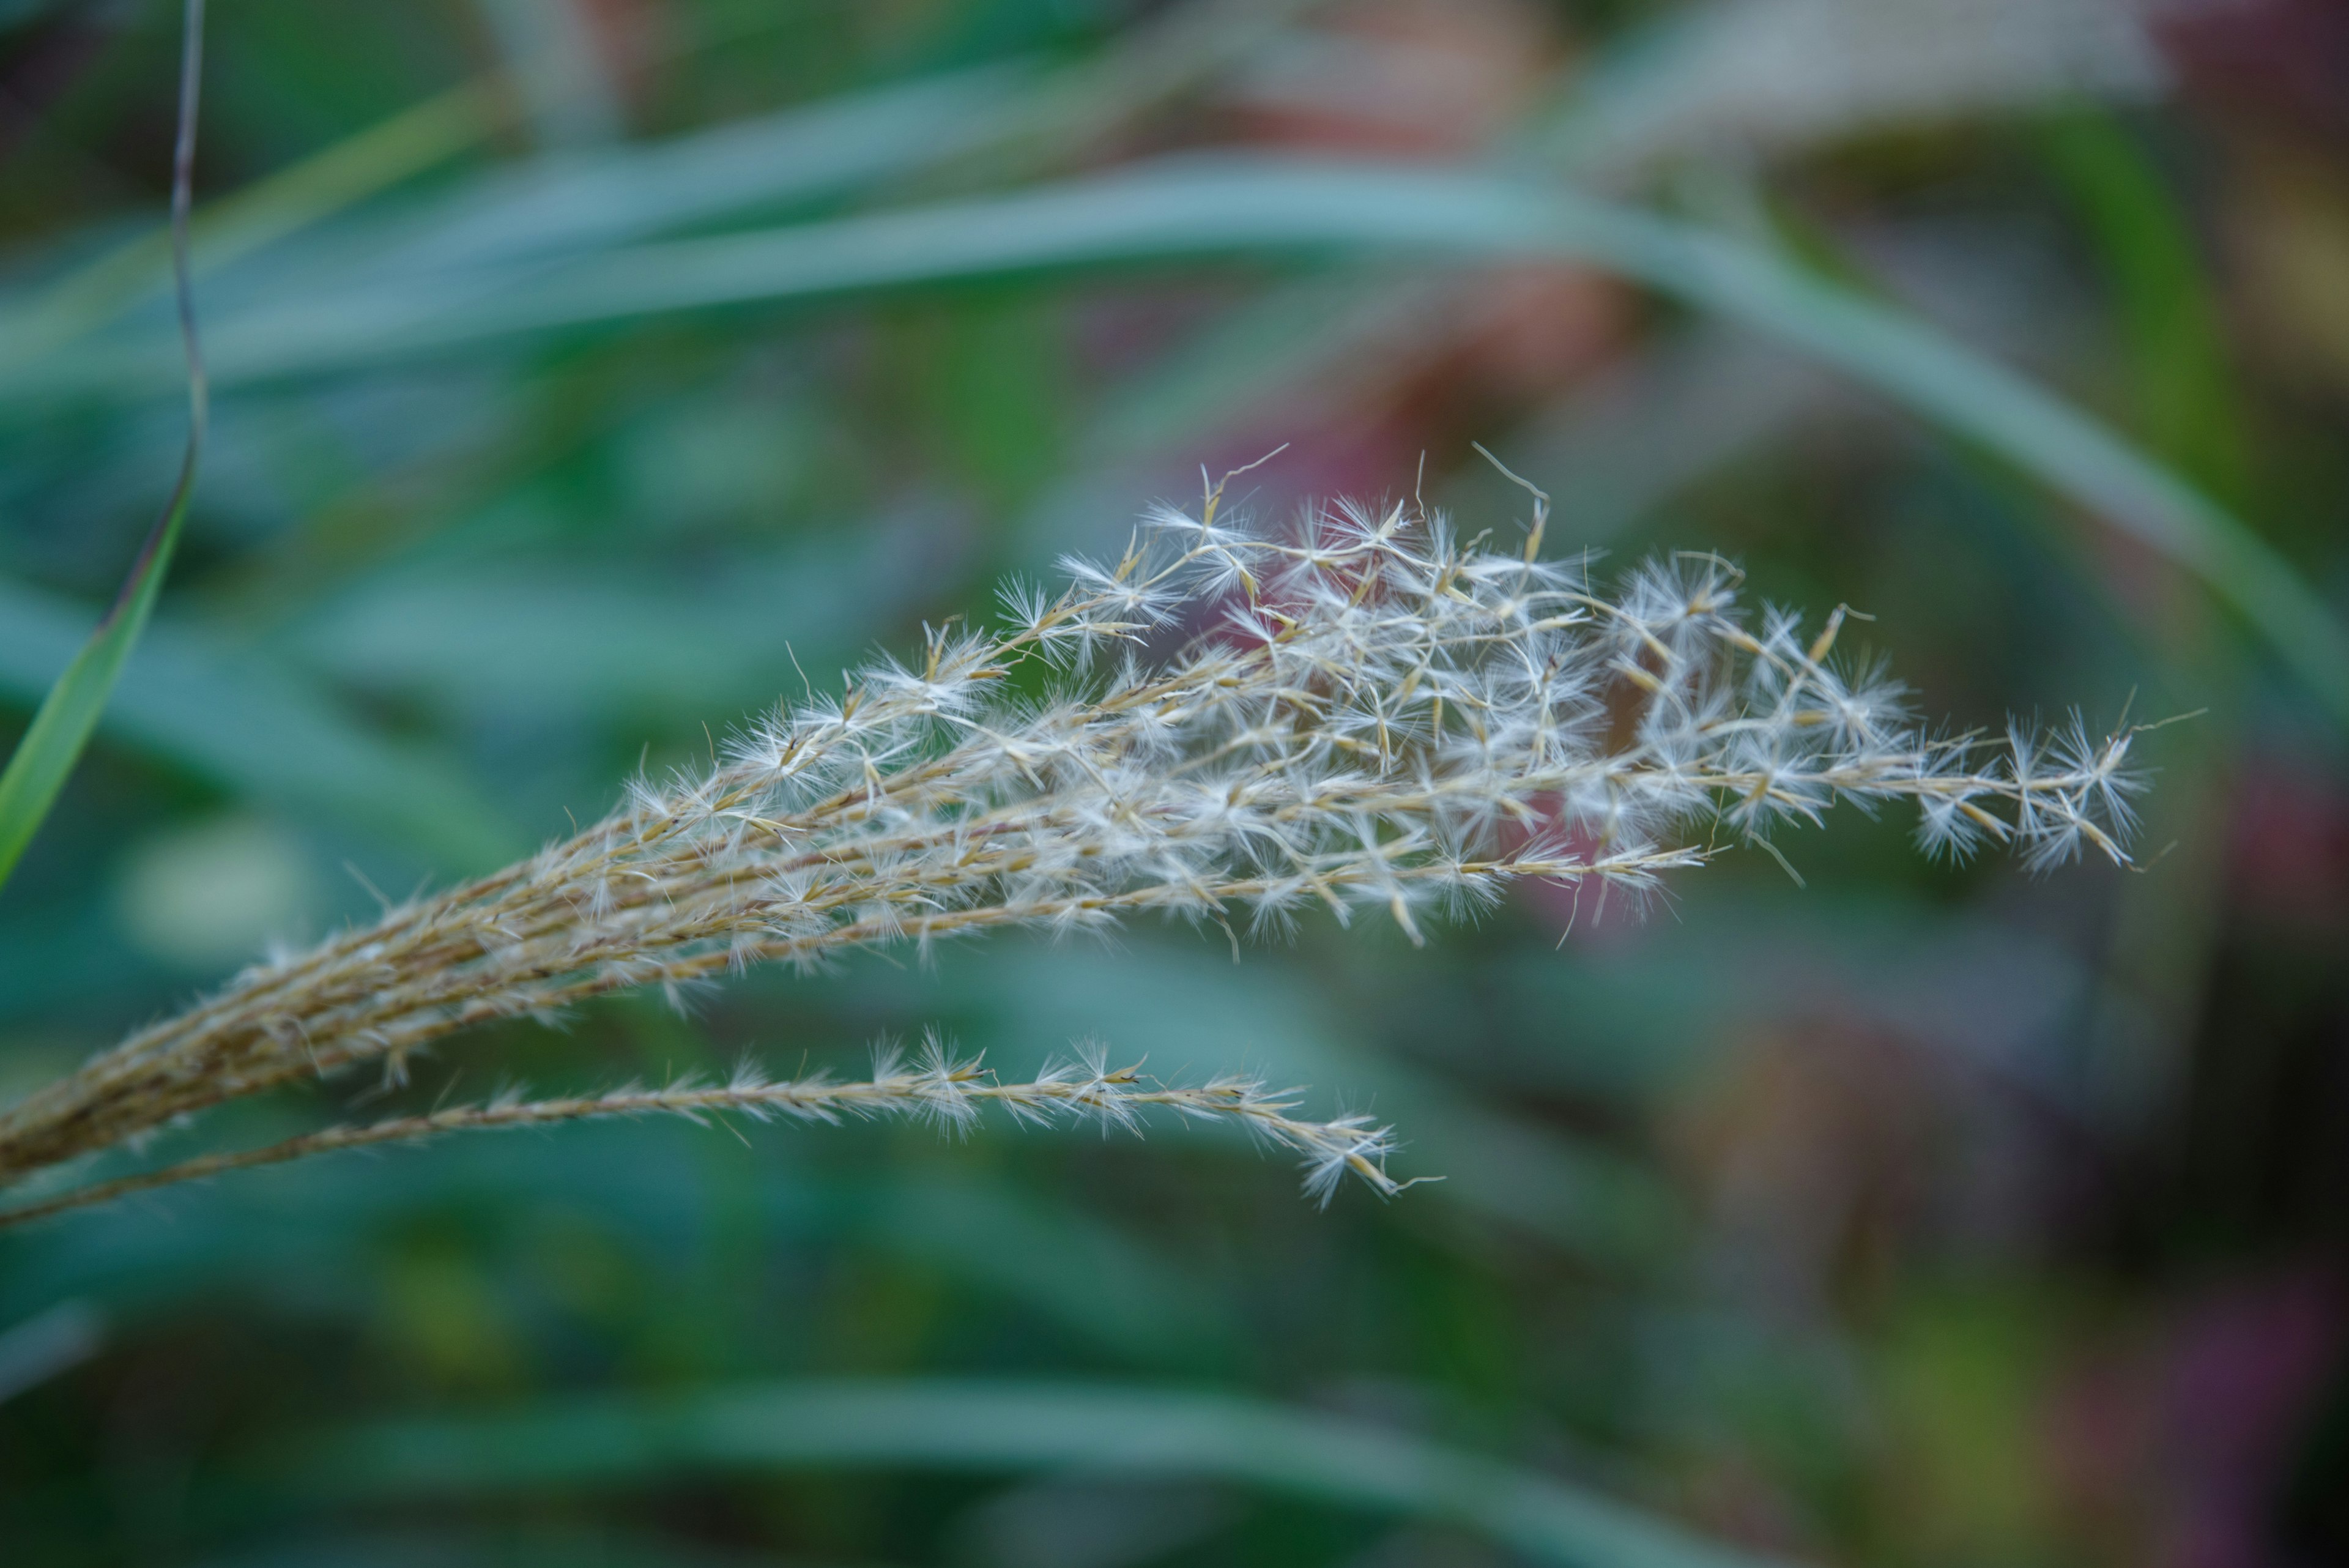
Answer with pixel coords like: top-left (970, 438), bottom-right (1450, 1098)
top-left (1, 1), bottom-right (2345, 1564)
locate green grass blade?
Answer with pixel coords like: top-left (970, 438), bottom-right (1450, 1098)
top-left (0, 1131), bottom-right (1226, 1366)
top-left (2035, 112), bottom-right (2248, 499)
top-left (178, 156), bottom-right (2318, 730)
top-left (0, 81), bottom-right (502, 366)
top-left (280, 1379), bottom-right (1784, 1568)
top-left (183, 1529), bottom-right (782, 1568)
top-left (893, 942), bottom-right (1687, 1268)
top-left (0, 467), bottom-right (197, 890)
top-left (0, 576), bottom-right (521, 872)
top-left (16, 159), bottom-right (2340, 725)
top-left (362, 61), bottom-right (1034, 277)
top-left (0, 0), bottom-right (208, 893)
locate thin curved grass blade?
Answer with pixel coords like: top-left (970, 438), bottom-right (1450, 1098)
top-left (0, 574), bottom-right (519, 872)
top-left (0, 464), bottom-right (197, 891)
top-left (0, 0), bottom-right (207, 895)
top-left (35, 158), bottom-right (2339, 729)
top-left (278, 1378), bottom-right (1786, 1568)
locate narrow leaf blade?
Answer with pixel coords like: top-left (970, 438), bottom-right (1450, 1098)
top-left (34, 158), bottom-right (2339, 727)
top-left (281, 1378), bottom-right (1785, 1568)
top-left (0, 468), bottom-right (194, 889)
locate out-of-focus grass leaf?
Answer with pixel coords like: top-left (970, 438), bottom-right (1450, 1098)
top-left (4, 0), bottom-right (1299, 362)
top-left (190, 1528), bottom-right (830, 1568)
top-left (1448, 324), bottom-right (1852, 545)
top-left (1533, 0), bottom-right (2169, 182)
top-left (1342, 890), bottom-right (2099, 1111)
top-left (0, 1121), bottom-right (1233, 1368)
top-left (475, 0), bottom-right (624, 147)
top-left (0, 575), bottom-right (519, 872)
top-left (840, 940), bottom-right (1688, 1269)
top-left (2027, 114), bottom-right (2246, 1131)
top-left (2036, 113), bottom-right (2248, 500)
top-left (280, 1379), bottom-right (1786, 1568)
top-left (0, 61), bottom-right (1032, 379)
top-left (1075, 275), bottom-right (1425, 462)
top-left (0, 82), bottom-right (504, 365)
top-left (0, 892), bottom-right (167, 1020)
top-left (281, 516), bottom-right (955, 719)
top-left (0, 1299), bottom-right (102, 1406)
top-left (358, 62), bottom-right (1034, 279)
top-left (36, 157), bottom-right (2340, 729)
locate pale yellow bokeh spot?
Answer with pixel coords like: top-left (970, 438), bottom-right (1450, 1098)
top-left (116, 814), bottom-right (319, 972)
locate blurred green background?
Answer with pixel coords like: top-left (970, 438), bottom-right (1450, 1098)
top-left (2, 1), bottom-right (2345, 1564)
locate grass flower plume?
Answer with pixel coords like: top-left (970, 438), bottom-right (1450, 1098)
top-left (0, 486), bottom-right (2143, 1222)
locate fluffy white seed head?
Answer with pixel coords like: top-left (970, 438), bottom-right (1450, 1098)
top-left (0, 495), bottom-right (2147, 1188)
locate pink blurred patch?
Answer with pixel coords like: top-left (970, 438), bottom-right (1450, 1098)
top-left (2157, 0), bottom-right (2349, 143)
top-left (2155, 1268), bottom-right (2344, 1568)
top-left (2227, 756), bottom-right (2349, 926)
